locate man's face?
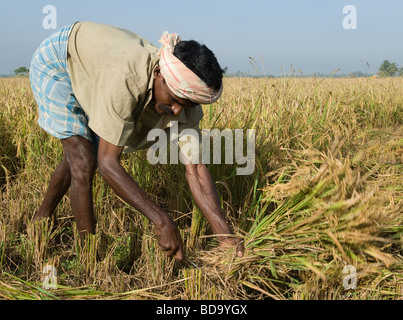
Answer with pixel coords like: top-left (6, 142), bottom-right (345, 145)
top-left (152, 67), bottom-right (198, 116)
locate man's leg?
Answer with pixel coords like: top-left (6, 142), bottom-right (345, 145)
top-left (61, 136), bottom-right (97, 235)
top-left (33, 155), bottom-right (71, 221)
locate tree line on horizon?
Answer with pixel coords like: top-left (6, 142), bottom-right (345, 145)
top-left (4, 60), bottom-right (403, 78)
top-left (227, 59), bottom-right (403, 78)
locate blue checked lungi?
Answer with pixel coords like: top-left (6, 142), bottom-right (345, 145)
top-left (29, 23), bottom-right (98, 147)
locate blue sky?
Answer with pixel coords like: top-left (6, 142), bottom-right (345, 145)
top-left (0, 0), bottom-right (402, 75)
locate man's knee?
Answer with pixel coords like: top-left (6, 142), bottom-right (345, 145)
top-left (62, 136), bottom-right (97, 184)
top-left (70, 156), bottom-right (96, 184)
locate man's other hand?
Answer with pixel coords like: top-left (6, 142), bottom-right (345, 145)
top-left (155, 218), bottom-right (185, 261)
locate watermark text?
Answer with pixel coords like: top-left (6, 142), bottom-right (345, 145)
top-left (343, 5), bottom-right (357, 30)
top-left (147, 121), bottom-right (255, 176)
top-left (42, 5), bottom-right (57, 30)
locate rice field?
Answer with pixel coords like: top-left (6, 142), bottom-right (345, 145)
top-left (0, 76), bottom-right (402, 300)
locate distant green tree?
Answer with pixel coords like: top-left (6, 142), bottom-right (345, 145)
top-left (398, 67), bottom-right (403, 77)
top-left (349, 71), bottom-right (372, 78)
top-left (378, 60), bottom-right (398, 77)
top-left (14, 67), bottom-right (29, 76)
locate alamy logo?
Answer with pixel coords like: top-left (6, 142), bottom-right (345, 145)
top-left (342, 5), bottom-right (357, 30)
top-left (42, 264), bottom-right (57, 289)
top-left (42, 5), bottom-right (57, 30)
top-left (343, 265), bottom-right (357, 290)
top-left (147, 121), bottom-right (255, 176)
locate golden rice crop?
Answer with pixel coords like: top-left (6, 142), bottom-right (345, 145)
top-left (0, 76), bottom-right (402, 300)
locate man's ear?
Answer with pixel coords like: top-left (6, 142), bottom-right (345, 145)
top-left (154, 66), bottom-right (161, 78)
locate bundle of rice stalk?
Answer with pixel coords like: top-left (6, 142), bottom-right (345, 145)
top-left (0, 272), bottom-right (178, 300)
top-left (0, 272), bottom-right (108, 300)
top-left (199, 146), bottom-right (402, 300)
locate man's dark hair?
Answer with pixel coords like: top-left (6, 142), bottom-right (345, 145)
top-left (174, 40), bottom-right (226, 91)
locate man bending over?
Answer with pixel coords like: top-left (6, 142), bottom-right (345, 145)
top-left (29, 22), bottom-right (244, 261)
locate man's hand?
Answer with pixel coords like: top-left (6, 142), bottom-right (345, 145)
top-left (155, 217), bottom-right (185, 260)
top-left (221, 236), bottom-right (244, 258)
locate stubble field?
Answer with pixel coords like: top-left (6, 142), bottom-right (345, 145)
top-left (0, 76), bottom-right (402, 300)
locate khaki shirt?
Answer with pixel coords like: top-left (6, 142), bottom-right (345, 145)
top-left (67, 21), bottom-right (204, 154)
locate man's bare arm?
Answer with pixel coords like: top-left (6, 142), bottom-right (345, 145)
top-left (97, 137), bottom-right (185, 260)
top-left (185, 163), bottom-right (244, 257)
